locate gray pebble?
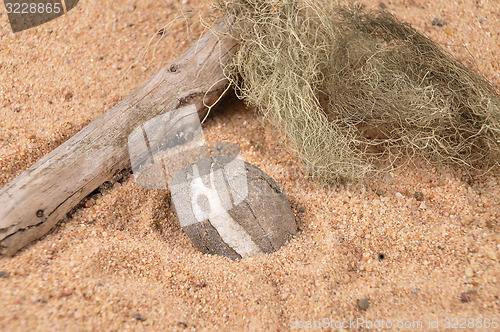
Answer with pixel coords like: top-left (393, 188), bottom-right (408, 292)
top-left (134, 313), bottom-right (146, 321)
top-left (0, 271), bottom-right (10, 278)
top-left (431, 18), bottom-right (446, 27)
top-left (414, 191), bottom-right (424, 201)
top-left (358, 298), bottom-right (369, 310)
top-left (171, 156), bottom-right (297, 260)
top-left (460, 290), bottom-right (476, 303)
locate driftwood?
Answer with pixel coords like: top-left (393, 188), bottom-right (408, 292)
top-left (0, 23), bottom-right (238, 256)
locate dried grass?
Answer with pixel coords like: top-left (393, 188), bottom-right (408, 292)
top-left (215, 0), bottom-right (500, 184)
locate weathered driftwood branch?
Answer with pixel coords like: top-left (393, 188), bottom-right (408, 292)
top-left (0, 22), bottom-right (238, 256)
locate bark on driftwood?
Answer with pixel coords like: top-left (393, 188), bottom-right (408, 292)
top-left (0, 22), bottom-right (238, 256)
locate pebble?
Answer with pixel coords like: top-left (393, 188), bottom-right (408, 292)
top-left (64, 92), bottom-right (74, 102)
top-left (414, 192), bottom-right (424, 201)
top-left (460, 291), bottom-right (476, 303)
top-left (60, 288), bottom-right (73, 297)
top-left (171, 157), bottom-right (297, 259)
top-left (443, 27), bottom-right (454, 36)
top-left (358, 298), bottom-right (369, 310)
top-left (0, 271), bottom-right (10, 278)
top-left (134, 314), bottom-right (146, 321)
top-left (84, 200), bottom-right (94, 208)
top-left (431, 18), bottom-right (446, 27)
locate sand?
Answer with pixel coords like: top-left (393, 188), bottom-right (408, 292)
top-left (0, 0), bottom-right (498, 331)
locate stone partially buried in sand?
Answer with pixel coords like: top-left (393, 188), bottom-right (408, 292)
top-left (171, 156), bottom-right (297, 260)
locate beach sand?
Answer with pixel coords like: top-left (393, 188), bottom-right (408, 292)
top-left (0, 0), bottom-right (498, 331)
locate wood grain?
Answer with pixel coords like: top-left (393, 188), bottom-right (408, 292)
top-left (0, 22), bottom-right (238, 256)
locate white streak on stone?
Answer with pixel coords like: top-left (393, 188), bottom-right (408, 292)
top-left (189, 164), bottom-right (262, 258)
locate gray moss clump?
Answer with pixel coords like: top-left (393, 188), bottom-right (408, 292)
top-left (216, 0), bottom-right (500, 184)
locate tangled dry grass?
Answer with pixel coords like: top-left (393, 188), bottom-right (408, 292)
top-left (216, 0), bottom-right (500, 184)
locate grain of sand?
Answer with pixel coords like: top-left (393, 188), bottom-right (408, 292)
top-left (0, 0), bottom-right (499, 331)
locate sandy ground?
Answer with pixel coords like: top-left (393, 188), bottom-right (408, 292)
top-left (0, 0), bottom-right (499, 331)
